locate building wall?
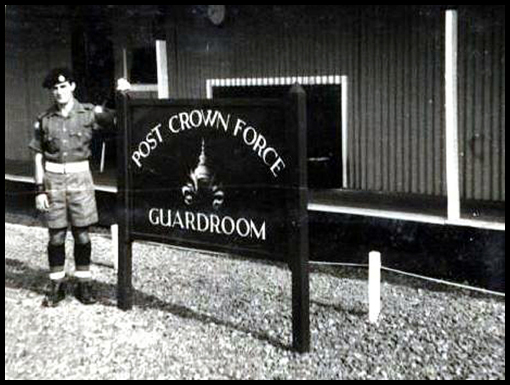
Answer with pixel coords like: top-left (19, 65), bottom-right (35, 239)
top-left (5, 6), bottom-right (72, 163)
top-left (166, 6), bottom-right (446, 196)
top-left (5, 6), bottom-right (505, 203)
top-left (458, 6), bottom-right (506, 202)
top-left (164, 5), bottom-right (505, 202)
top-left (5, 18), bottom-right (29, 163)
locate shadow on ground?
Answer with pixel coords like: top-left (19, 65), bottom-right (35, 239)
top-left (5, 257), bottom-right (293, 351)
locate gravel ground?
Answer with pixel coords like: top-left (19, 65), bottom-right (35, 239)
top-left (4, 220), bottom-right (506, 380)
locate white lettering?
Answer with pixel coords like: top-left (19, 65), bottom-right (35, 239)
top-left (179, 112), bottom-right (191, 130)
top-left (169, 115), bottom-right (181, 133)
top-left (149, 208), bottom-right (159, 225)
top-left (253, 134), bottom-right (268, 158)
top-left (152, 125), bottom-right (163, 143)
top-left (136, 113), bottom-right (287, 178)
top-left (138, 141), bottom-right (151, 158)
top-left (160, 209), bottom-right (172, 227)
top-left (221, 216), bottom-right (236, 236)
top-left (189, 110), bottom-right (203, 128)
top-left (270, 157), bottom-right (286, 178)
top-left (243, 127), bottom-right (258, 146)
top-left (197, 213), bottom-right (209, 232)
top-left (233, 119), bottom-right (246, 137)
top-left (131, 124), bottom-right (164, 169)
top-left (236, 218), bottom-right (251, 238)
top-left (132, 153), bottom-right (142, 168)
top-left (210, 214), bottom-right (221, 234)
top-left (148, 209), bottom-right (267, 240)
top-left (173, 211), bottom-right (184, 229)
top-left (215, 112), bottom-right (230, 132)
top-left (201, 110), bottom-right (217, 127)
top-left (185, 211), bottom-right (196, 230)
top-left (251, 220), bottom-right (266, 241)
top-left (262, 147), bottom-right (279, 166)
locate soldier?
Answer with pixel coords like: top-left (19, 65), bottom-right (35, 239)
top-left (29, 68), bottom-right (129, 307)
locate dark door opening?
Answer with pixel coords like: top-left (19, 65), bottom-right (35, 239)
top-left (213, 84), bottom-right (343, 189)
top-left (71, 6), bottom-right (116, 175)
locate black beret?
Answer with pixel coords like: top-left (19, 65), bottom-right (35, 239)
top-left (42, 68), bottom-right (75, 89)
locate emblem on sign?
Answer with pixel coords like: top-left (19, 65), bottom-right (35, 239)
top-left (181, 139), bottom-right (225, 210)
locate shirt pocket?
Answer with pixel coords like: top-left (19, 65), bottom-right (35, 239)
top-left (45, 125), bottom-right (61, 154)
top-left (69, 128), bottom-right (93, 147)
top-left (45, 136), bottom-right (60, 154)
top-left (78, 112), bottom-right (97, 130)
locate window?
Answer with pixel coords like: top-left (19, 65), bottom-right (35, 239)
top-left (130, 46), bottom-right (158, 85)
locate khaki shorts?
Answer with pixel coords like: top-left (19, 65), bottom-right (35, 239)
top-left (44, 170), bottom-right (99, 229)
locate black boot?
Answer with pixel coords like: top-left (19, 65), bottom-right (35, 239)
top-left (42, 280), bottom-right (66, 307)
top-left (76, 281), bottom-right (97, 305)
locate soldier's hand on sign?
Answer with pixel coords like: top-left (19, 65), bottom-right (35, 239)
top-left (93, 105), bottom-right (105, 115)
top-left (116, 78), bottom-right (132, 93)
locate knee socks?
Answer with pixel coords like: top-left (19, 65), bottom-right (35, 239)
top-left (48, 244), bottom-right (66, 281)
top-left (74, 242), bottom-right (92, 281)
top-left (48, 242), bottom-right (93, 281)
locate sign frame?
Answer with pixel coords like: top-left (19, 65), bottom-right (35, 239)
top-left (116, 85), bottom-right (310, 353)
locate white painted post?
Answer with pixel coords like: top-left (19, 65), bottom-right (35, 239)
top-left (156, 40), bottom-right (169, 99)
top-left (445, 10), bottom-right (461, 221)
top-left (111, 224), bottom-right (119, 271)
top-left (369, 251), bottom-right (382, 323)
top-left (206, 79), bottom-right (213, 100)
top-left (122, 48), bottom-right (129, 80)
top-left (341, 75), bottom-right (349, 189)
top-left (100, 142), bottom-right (106, 174)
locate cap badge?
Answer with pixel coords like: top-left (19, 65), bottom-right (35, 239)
top-left (58, 75), bottom-right (66, 83)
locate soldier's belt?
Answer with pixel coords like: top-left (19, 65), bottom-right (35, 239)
top-left (45, 161), bottom-right (90, 174)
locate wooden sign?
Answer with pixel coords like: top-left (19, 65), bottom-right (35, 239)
top-left (116, 86), bottom-right (310, 353)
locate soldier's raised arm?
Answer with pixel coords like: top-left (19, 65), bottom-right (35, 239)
top-left (91, 78), bottom-right (131, 130)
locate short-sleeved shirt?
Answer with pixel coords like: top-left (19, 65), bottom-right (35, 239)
top-left (29, 100), bottom-right (114, 164)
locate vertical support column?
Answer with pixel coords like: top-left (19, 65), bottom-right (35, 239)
top-left (368, 251), bottom-right (382, 324)
top-left (341, 75), bottom-right (349, 189)
top-left (445, 10), bottom-right (461, 221)
top-left (122, 48), bottom-right (129, 80)
top-left (100, 142), bottom-right (106, 174)
top-left (287, 85), bottom-right (310, 353)
top-left (156, 40), bottom-right (169, 99)
top-left (206, 79), bottom-right (213, 100)
top-left (111, 224), bottom-right (119, 272)
top-left (116, 93), bottom-right (133, 311)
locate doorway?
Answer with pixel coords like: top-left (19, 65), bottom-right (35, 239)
top-left (71, 6), bottom-right (116, 178)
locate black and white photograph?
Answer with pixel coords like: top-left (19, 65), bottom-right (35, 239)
top-left (5, 5), bottom-right (505, 380)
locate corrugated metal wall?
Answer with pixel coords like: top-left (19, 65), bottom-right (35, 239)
top-left (169, 5), bottom-right (448, 197)
top-left (458, 6), bottom-right (506, 202)
top-left (349, 7), bottom-right (445, 197)
top-left (5, 23), bottom-right (29, 162)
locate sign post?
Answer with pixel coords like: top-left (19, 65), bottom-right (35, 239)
top-left (117, 93), bottom-right (133, 311)
top-left (116, 86), bottom-right (310, 352)
top-left (286, 85), bottom-right (310, 353)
